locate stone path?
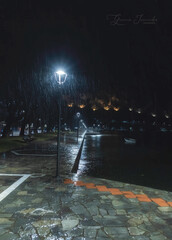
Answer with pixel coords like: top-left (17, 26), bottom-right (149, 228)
top-left (0, 132), bottom-right (172, 239)
top-left (0, 174), bottom-right (172, 239)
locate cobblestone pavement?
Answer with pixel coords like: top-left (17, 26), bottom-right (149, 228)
top-left (0, 133), bottom-right (172, 239)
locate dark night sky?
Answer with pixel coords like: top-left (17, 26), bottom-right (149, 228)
top-left (1, 0), bottom-right (172, 113)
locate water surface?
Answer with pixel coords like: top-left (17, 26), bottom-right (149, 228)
top-left (78, 132), bottom-right (172, 191)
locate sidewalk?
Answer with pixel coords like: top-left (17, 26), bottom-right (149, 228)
top-left (0, 133), bottom-right (172, 239)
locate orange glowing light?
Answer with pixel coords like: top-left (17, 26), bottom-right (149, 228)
top-left (92, 105), bottom-right (97, 111)
top-left (104, 106), bottom-right (110, 111)
top-left (113, 107), bottom-right (120, 111)
top-left (68, 103), bottom-right (73, 107)
top-left (78, 104), bottom-right (85, 109)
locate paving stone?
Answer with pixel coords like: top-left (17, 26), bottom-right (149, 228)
top-left (158, 207), bottom-right (172, 213)
top-left (139, 223), bottom-right (158, 233)
top-left (70, 205), bottom-right (91, 218)
top-left (0, 227), bottom-right (8, 236)
top-left (31, 198), bottom-right (43, 203)
top-left (93, 214), bottom-right (128, 226)
top-left (87, 205), bottom-right (99, 216)
top-left (116, 209), bottom-right (127, 215)
top-left (5, 199), bottom-right (25, 208)
top-left (80, 219), bottom-right (100, 227)
top-left (66, 228), bottom-right (83, 237)
top-left (112, 199), bottom-right (127, 208)
top-left (150, 234), bottom-right (167, 240)
top-left (62, 218), bottom-right (79, 230)
top-left (104, 226), bottom-right (130, 238)
top-left (131, 236), bottom-right (150, 240)
top-left (17, 191), bottom-right (28, 195)
top-left (96, 237), bottom-right (109, 240)
top-left (32, 219), bottom-right (61, 229)
top-left (0, 213), bottom-right (13, 218)
top-left (128, 227), bottom-right (145, 236)
top-left (99, 208), bottom-right (108, 216)
top-left (84, 228), bottom-right (97, 238)
top-left (18, 208), bottom-right (35, 215)
top-left (46, 235), bottom-right (59, 240)
top-left (162, 227), bottom-right (172, 239)
top-left (74, 238), bottom-right (94, 240)
top-left (19, 223), bottom-right (40, 239)
top-left (50, 226), bottom-right (68, 237)
top-left (0, 218), bottom-right (13, 225)
top-left (100, 195), bottom-right (109, 200)
top-left (97, 229), bottom-right (109, 238)
top-left (127, 217), bottom-right (144, 226)
top-left (0, 232), bottom-right (19, 240)
top-left (107, 209), bottom-right (116, 216)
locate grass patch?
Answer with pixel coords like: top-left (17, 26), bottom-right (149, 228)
top-left (0, 131), bottom-right (76, 153)
top-left (0, 133), bottom-right (56, 153)
top-left (34, 133), bottom-right (57, 142)
top-left (0, 137), bottom-right (26, 153)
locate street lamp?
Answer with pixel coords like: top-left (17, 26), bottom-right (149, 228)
top-left (76, 112), bottom-right (80, 143)
top-left (55, 70), bottom-right (67, 178)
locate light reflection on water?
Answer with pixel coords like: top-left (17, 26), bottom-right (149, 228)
top-left (78, 133), bottom-right (172, 191)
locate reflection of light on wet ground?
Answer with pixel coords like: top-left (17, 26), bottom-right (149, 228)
top-left (77, 159), bottom-right (90, 175)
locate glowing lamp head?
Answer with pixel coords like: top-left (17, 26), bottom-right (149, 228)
top-left (55, 70), bottom-right (67, 85)
top-left (76, 112), bottom-right (80, 118)
top-left (56, 70), bottom-right (66, 75)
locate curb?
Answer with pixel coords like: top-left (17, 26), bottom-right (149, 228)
top-left (71, 131), bottom-right (86, 173)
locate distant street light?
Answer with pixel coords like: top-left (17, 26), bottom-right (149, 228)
top-left (76, 112), bottom-right (80, 143)
top-left (55, 70), bottom-right (67, 178)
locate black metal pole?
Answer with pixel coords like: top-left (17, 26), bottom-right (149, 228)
top-left (77, 118), bottom-right (79, 143)
top-left (56, 90), bottom-right (61, 177)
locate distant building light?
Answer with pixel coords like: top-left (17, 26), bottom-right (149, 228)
top-left (104, 106), bottom-right (110, 111)
top-left (92, 105), bottom-right (97, 111)
top-left (129, 108), bottom-right (133, 112)
top-left (165, 114), bottom-right (170, 119)
top-left (113, 107), bottom-right (120, 111)
top-left (78, 104), bottom-right (85, 109)
top-left (137, 109), bottom-right (141, 114)
top-left (151, 113), bottom-right (156, 117)
top-left (68, 103), bottom-right (73, 107)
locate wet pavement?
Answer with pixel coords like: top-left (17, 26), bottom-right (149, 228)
top-left (0, 132), bottom-right (172, 239)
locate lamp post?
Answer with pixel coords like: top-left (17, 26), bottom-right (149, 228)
top-left (76, 112), bottom-right (80, 143)
top-left (55, 70), bottom-right (67, 178)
